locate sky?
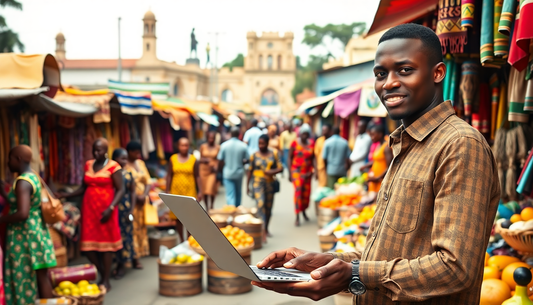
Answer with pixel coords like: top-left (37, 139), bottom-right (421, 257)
top-left (3, 0), bottom-right (380, 67)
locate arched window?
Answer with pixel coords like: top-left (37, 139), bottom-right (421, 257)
top-left (267, 55), bottom-right (273, 70)
top-left (151, 24), bottom-right (155, 33)
top-left (146, 43), bottom-right (150, 51)
top-left (258, 55), bottom-right (263, 70)
top-left (144, 24), bottom-right (148, 34)
top-left (260, 89), bottom-right (279, 106)
top-left (277, 55), bottom-right (282, 70)
top-left (173, 84), bottom-right (179, 96)
top-left (221, 89), bottom-right (233, 102)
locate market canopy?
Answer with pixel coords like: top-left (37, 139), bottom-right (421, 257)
top-left (108, 80), bottom-right (170, 115)
top-left (54, 87), bottom-right (114, 123)
top-left (26, 94), bottom-right (97, 117)
top-left (366, 0), bottom-right (437, 36)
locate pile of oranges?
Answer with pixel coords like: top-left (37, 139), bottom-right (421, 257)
top-left (189, 225), bottom-right (254, 250)
top-left (510, 207), bottom-right (533, 223)
top-left (481, 254), bottom-right (533, 304)
top-left (320, 194), bottom-right (361, 210)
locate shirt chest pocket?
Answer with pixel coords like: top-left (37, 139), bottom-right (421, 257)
top-left (385, 178), bottom-right (424, 234)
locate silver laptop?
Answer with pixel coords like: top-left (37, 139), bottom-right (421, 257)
top-left (159, 193), bottom-right (312, 282)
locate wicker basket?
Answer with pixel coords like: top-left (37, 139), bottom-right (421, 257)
top-left (497, 224), bottom-right (533, 255)
top-left (52, 286), bottom-right (106, 305)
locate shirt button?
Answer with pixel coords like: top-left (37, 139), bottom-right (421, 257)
top-left (383, 192), bottom-right (388, 201)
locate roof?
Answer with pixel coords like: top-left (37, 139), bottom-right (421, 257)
top-left (366, 0), bottom-right (437, 36)
top-left (59, 59), bottom-right (137, 69)
top-left (144, 10), bottom-right (156, 20)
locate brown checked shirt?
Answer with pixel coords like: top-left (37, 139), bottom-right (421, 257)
top-left (333, 101), bottom-right (500, 305)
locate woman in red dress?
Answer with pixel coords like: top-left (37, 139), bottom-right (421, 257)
top-left (288, 124), bottom-right (315, 226)
top-left (60, 138), bottom-right (124, 291)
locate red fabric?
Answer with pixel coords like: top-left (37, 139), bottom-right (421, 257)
top-left (80, 160), bottom-right (123, 252)
top-left (509, 1), bottom-right (533, 71)
top-left (478, 83), bottom-right (491, 134)
top-left (367, 0), bottom-right (438, 36)
top-left (290, 140), bottom-right (315, 213)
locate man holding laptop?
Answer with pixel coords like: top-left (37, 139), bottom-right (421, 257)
top-left (251, 24), bottom-right (500, 304)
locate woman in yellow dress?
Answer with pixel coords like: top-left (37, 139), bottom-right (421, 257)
top-left (360, 125), bottom-right (392, 193)
top-left (123, 141), bottom-right (151, 269)
top-left (199, 131), bottom-right (220, 210)
top-left (166, 137), bottom-right (203, 241)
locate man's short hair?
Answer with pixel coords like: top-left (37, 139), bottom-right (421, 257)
top-left (379, 23), bottom-right (443, 66)
top-left (332, 126), bottom-right (341, 135)
top-left (322, 123), bottom-right (332, 131)
top-left (369, 124), bottom-right (385, 134)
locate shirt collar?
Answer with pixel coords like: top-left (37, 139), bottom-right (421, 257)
top-left (390, 101), bottom-right (455, 145)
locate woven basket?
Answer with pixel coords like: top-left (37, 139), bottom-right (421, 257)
top-left (52, 286), bottom-right (106, 305)
top-left (55, 246), bottom-right (68, 268)
top-left (497, 224), bottom-right (533, 255)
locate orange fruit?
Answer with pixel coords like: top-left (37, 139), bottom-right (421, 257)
top-left (484, 266), bottom-right (502, 280)
top-left (480, 279), bottom-right (512, 305)
top-left (511, 214), bottom-right (523, 223)
top-left (488, 255), bottom-right (521, 271)
top-left (522, 207), bottom-right (533, 221)
top-left (502, 262), bottom-right (532, 290)
top-left (485, 253), bottom-right (490, 266)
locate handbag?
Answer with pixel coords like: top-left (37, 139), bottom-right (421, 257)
top-left (272, 178), bottom-right (280, 193)
top-left (144, 202), bottom-right (159, 225)
top-left (36, 174), bottom-right (65, 224)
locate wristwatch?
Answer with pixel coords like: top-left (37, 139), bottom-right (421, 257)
top-left (348, 260), bottom-right (367, 295)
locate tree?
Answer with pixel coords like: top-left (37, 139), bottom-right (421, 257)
top-left (0, 0), bottom-right (24, 52)
top-left (302, 22), bottom-right (366, 57)
top-left (222, 53), bottom-right (244, 71)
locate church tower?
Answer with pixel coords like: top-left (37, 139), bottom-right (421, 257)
top-left (55, 32), bottom-right (66, 61)
top-left (142, 10), bottom-right (157, 60)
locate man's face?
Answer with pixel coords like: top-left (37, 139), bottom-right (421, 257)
top-left (322, 126), bottom-right (331, 138)
top-left (373, 38), bottom-right (439, 121)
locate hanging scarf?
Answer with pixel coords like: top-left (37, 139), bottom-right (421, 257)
top-left (460, 61), bottom-right (479, 116)
top-left (496, 83), bottom-right (508, 130)
top-left (479, 83), bottom-right (491, 134)
top-left (480, 0), bottom-right (506, 67)
top-left (437, 0), bottom-right (468, 54)
top-left (494, 0), bottom-right (510, 58)
top-left (508, 66), bottom-right (530, 123)
top-left (461, 0), bottom-right (476, 28)
top-left (490, 73), bottom-right (500, 140)
top-left (509, 0), bottom-right (533, 71)
top-left (449, 60), bottom-right (459, 105)
top-left (498, 0), bottom-right (517, 36)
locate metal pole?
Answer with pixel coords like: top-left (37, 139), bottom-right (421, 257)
top-left (118, 17), bottom-right (122, 81)
top-left (214, 32), bottom-right (219, 103)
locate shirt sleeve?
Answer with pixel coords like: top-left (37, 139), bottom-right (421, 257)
top-left (243, 131), bottom-right (250, 143)
top-left (359, 136), bottom-right (499, 302)
top-left (332, 251), bottom-right (362, 262)
top-left (217, 145), bottom-right (225, 160)
top-left (322, 141), bottom-right (329, 160)
top-left (350, 136), bottom-right (371, 163)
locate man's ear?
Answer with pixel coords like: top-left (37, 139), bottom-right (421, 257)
top-left (434, 62), bottom-right (447, 84)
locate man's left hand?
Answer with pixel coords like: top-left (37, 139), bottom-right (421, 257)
top-left (252, 258), bottom-right (352, 301)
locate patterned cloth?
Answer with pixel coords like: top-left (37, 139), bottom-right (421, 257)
top-left (290, 139), bottom-right (314, 214)
top-left (480, 0), bottom-right (507, 67)
top-left (199, 143), bottom-right (220, 196)
top-left (250, 150), bottom-right (281, 222)
top-left (124, 160), bottom-right (150, 258)
top-left (461, 0), bottom-right (476, 28)
top-left (508, 0), bottom-right (533, 71)
top-left (332, 102), bottom-right (500, 305)
top-left (117, 170), bottom-right (135, 265)
top-left (80, 160), bottom-right (123, 252)
top-left (5, 172), bottom-right (57, 305)
top-left (437, 0), bottom-right (468, 54)
top-left (169, 154), bottom-right (197, 219)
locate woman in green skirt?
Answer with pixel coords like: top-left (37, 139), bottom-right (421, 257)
top-left (0, 145), bottom-right (56, 304)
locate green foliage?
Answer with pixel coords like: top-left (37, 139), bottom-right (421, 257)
top-left (291, 70), bottom-right (315, 101)
top-left (222, 53), bottom-right (244, 71)
top-left (302, 22), bottom-right (366, 55)
top-left (0, 0), bottom-right (24, 53)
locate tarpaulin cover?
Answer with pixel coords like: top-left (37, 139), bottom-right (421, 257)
top-left (334, 90), bottom-right (361, 118)
top-left (366, 0), bottom-right (438, 36)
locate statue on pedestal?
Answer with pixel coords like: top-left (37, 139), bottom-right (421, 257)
top-left (190, 28), bottom-right (198, 58)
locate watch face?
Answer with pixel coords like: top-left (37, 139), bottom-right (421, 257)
top-left (349, 280), bottom-right (366, 295)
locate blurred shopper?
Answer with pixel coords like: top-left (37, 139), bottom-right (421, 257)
top-left (314, 124), bottom-right (332, 188)
top-left (112, 148), bottom-right (136, 280)
top-left (124, 141), bottom-right (151, 268)
top-left (247, 134), bottom-right (283, 238)
top-left (59, 138), bottom-right (124, 291)
top-left (267, 124), bottom-right (280, 152)
top-left (0, 145), bottom-right (56, 304)
top-left (244, 119), bottom-right (263, 156)
top-left (279, 123), bottom-right (297, 171)
top-left (288, 124), bottom-right (315, 226)
top-left (322, 127), bottom-right (351, 188)
top-left (349, 120), bottom-right (372, 178)
top-left (199, 131), bottom-right (220, 210)
top-left (360, 125), bottom-right (392, 193)
top-left (218, 127), bottom-right (249, 207)
top-left (167, 138), bottom-right (203, 241)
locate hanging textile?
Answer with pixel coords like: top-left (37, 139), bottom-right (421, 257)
top-left (84, 119), bottom-right (97, 162)
top-left (461, 0), bottom-right (476, 28)
top-left (74, 121), bottom-right (85, 185)
top-left (499, 0), bottom-right (518, 36)
top-left (460, 61), bottom-right (479, 116)
top-left (69, 127), bottom-right (76, 185)
top-left (494, 0), bottom-right (510, 58)
top-left (517, 149), bottom-right (533, 197)
top-left (130, 119), bottom-right (140, 141)
top-left (449, 61), bottom-right (459, 104)
top-left (490, 74), bottom-right (500, 140)
top-left (333, 90), bottom-right (361, 119)
top-left (154, 125), bottom-right (165, 160)
top-left (0, 108), bottom-right (7, 180)
top-left (479, 83), bottom-right (491, 134)
top-left (480, 0), bottom-right (506, 67)
top-left (443, 55), bottom-right (454, 100)
top-left (58, 116), bottom-right (76, 129)
top-left (140, 116), bottom-right (155, 160)
top-left (437, 0), bottom-right (469, 54)
top-left (19, 112), bottom-right (29, 146)
top-left (509, 0), bottom-right (533, 71)
top-left (508, 66), bottom-right (530, 123)
top-left (119, 120), bottom-right (131, 148)
top-left (111, 119), bottom-right (121, 153)
top-left (525, 57), bottom-right (533, 111)
top-left (28, 114), bottom-right (44, 173)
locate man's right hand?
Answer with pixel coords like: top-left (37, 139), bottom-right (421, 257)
top-left (256, 247), bottom-right (335, 272)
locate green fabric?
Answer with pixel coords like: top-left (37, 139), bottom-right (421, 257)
top-left (481, 0), bottom-right (506, 67)
top-left (5, 172), bottom-right (57, 305)
top-left (494, 0), bottom-right (510, 58)
top-left (443, 56), bottom-right (454, 101)
top-left (498, 0), bottom-right (518, 36)
top-left (449, 61), bottom-right (458, 105)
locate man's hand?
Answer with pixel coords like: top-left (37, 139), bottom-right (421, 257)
top-left (252, 248), bottom-right (352, 301)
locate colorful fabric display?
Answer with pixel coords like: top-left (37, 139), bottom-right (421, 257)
top-left (480, 0), bottom-right (506, 67)
top-left (461, 0), bottom-right (476, 28)
top-left (460, 61), bottom-right (479, 116)
top-left (490, 74), bottom-right (500, 140)
top-left (494, 0), bottom-right (510, 58)
top-left (499, 0), bottom-right (518, 36)
top-left (509, 0), bottom-right (533, 71)
top-left (508, 66), bottom-right (531, 123)
top-left (437, 0), bottom-right (468, 54)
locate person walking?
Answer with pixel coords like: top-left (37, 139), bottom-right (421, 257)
top-left (124, 141), bottom-right (151, 268)
top-left (288, 124), bottom-right (315, 226)
top-left (279, 123), bottom-right (297, 171)
top-left (252, 24), bottom-right (500, 305)
top-left (111, 148), bottom-right (136, 280)
top-left (243, 119), bottom-right (263, 157)
top-left (322, 126), bottom-right (351, 188)
top-left (360, 125), bottom-right (392, 193)
top-left (314, 124), bottom-right (332, 188)
top-left (217, 127), bottom-right (249, 207)
top-left (247, 135), bottom-right (283, 238)
top-left (167, 138), bottom-right (203, 241)
top-left (267, 124), bottom-right (280, 152)
top-left (59, 138), bottom-right (124, 291)
top-left (199, 131), bottom-right (220, 210)
top-left (0, 145), bottom-right (55, 304)
top-left (349, 120), bottom-right (372, 178)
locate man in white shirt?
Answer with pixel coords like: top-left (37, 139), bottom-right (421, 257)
top-left (243, 119), bottom-right (263, 156)
top-left (349, 120), bottom-right (372, 178)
